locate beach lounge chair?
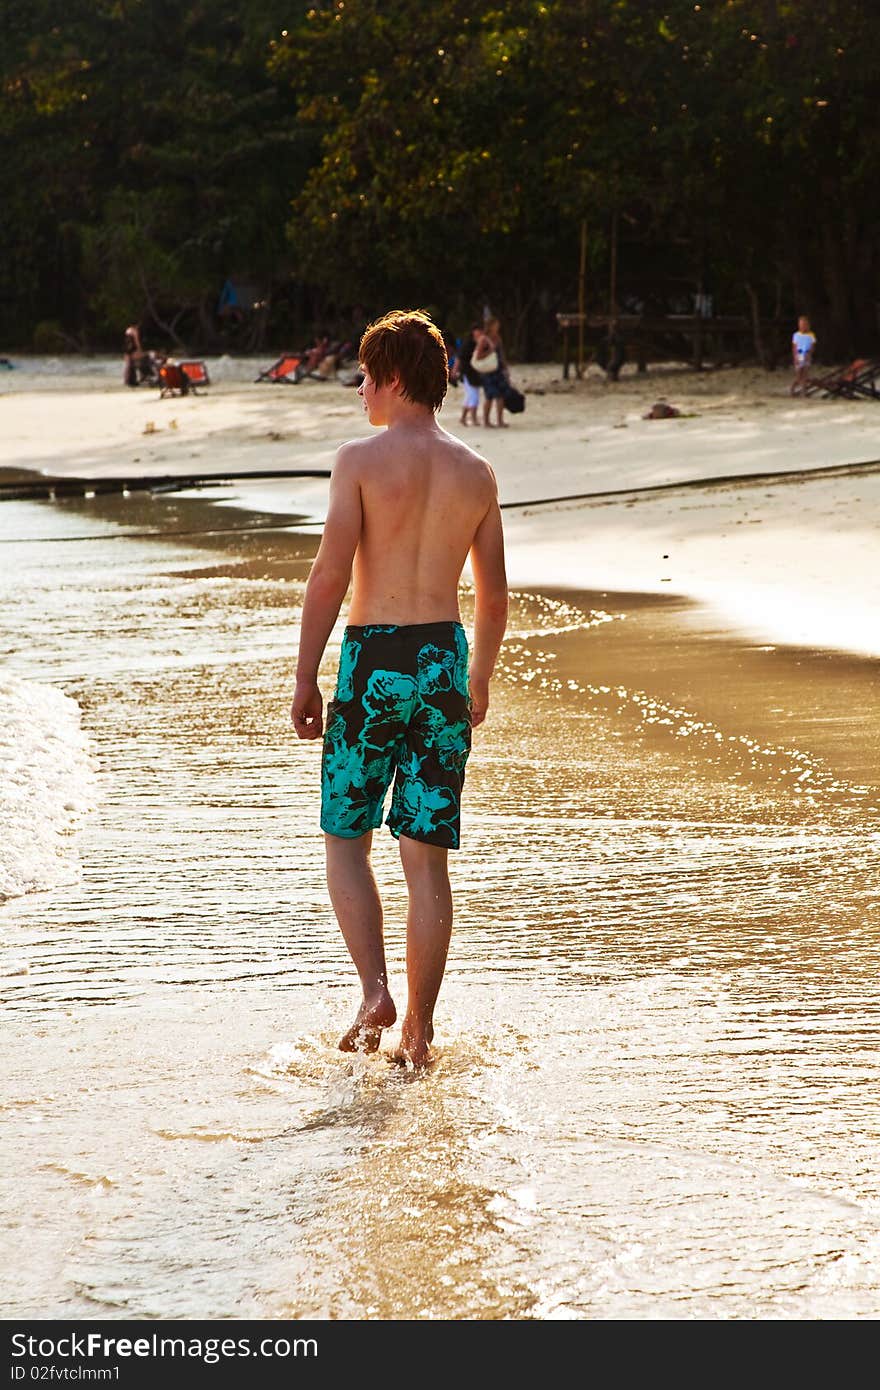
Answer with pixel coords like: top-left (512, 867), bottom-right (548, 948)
top-left (158, 362), bottom-right (190, 398)
top-left (179, 359), bottom-right (210, 391)
top-left (255, 353), bottom-right (304, 384)
top-left (843, 358), bottom-right (880, 400)
top-left (803, 358), bottom-right (880, 400)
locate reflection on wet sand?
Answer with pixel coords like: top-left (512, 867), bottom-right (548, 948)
top-left (1, 483), bottom-right (879, 1318)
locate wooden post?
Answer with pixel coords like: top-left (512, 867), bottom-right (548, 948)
top-left (609, 208), bottom-right (618, 316)
top-left (577, 220), bottom-right (586, 379)
top-left (693, 318), bottom-right (704, 371)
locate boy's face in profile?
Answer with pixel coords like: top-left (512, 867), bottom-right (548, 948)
top-left (357, 367), bottom-right (377, 422)
top-left (358, 367), bottom-right (397, 426)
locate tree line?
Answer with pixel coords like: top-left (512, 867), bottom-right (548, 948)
top-left (1, 0), bottom-right (877, 362)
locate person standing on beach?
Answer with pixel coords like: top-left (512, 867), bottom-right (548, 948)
top-left (123, 322), bottom-right (143, 388)
top-left (474, 317), bottom-right (509, 428)
top-left (291, 310), bottom-right (508, 1068)
top-left (791, 315), bottom-right (817, 395)
top-left (453, 324), bottom-right (483, 426)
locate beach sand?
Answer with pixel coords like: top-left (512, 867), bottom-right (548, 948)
top-left (3, 355), bottom-right (879, 656)
top-left (2, 359), bottom-right (879, 1318)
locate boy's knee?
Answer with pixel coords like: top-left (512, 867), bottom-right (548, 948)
top-left (324, 829), bottom-right (372, 859)
top-left (398, 834), bottom-right (449, 876)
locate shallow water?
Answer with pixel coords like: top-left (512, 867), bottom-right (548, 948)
top-left (1, 483), bottom-right (879, 1319)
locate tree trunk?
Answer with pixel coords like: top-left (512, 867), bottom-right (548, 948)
top-left (820, 216), bottom-right (856, 360)
top-left (197, 296), bottom-right (217, 352)
top-left (744, 282), bottom-right (769, 368)
top-left (510, 284), bottom-right (536, 362)
top-left (140, 270), bottom-right (187, 350)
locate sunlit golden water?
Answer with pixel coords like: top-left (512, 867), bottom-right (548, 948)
top-left (1, 484), bottom-right (879, 1319)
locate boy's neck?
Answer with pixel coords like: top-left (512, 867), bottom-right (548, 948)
top-left (383, 402), bottom-right (439, 432)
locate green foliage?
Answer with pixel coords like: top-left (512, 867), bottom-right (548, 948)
top-left (270, 0), bottom-right (880, 356)
top-left (0, 1), bottom-right (312, 348)
top-left (1, 0), bottom-right (878, 356)
top-left (32, 320), bottom-right (67, 353)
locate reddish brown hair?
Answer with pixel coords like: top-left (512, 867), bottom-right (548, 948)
top-left (359, 309), bottom-right (448, 411)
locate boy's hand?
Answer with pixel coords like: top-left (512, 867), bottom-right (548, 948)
top-left (291, 679), bottom-right (324, 739)
top-left (468, 671), bottom-right (490, 728)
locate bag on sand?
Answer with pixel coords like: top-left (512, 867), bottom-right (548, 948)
top-left (503, 384), bottom-right (525, 414)
top-left (472, 349), bottom-right (499, 374)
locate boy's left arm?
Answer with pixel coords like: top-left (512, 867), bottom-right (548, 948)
top-left (291, 447), bottom-right (363, 740)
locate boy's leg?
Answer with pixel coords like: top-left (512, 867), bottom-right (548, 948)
top-left (394, 835), bottom-right (453, 1068)
top-left (325, 830), bottom-right (397, 1051)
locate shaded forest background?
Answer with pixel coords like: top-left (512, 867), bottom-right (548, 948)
top-left (1, 0), bottom-right (877, 362)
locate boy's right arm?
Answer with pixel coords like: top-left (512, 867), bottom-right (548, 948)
top-left (468, 471), bottom-right (508, 728)
top-left (292, 446), bottom-right (362, 739)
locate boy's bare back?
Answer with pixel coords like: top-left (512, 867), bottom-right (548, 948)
top-left (339, 423), bottom-right (498, 626)
top-left (293, 308), bottom-right (507, 742)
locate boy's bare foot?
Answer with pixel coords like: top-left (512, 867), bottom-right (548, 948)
top-left (339, 991), bottom-right (397, 1053)
top-left (389, 1021), bottom-right (435, 1070)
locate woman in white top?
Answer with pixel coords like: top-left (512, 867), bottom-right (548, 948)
top-left (474, 318), bottom-right (509, 427)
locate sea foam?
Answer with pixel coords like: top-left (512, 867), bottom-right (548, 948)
top-left (0, 674), bottom-right (97, 903)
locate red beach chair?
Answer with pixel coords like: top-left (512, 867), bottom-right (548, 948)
top-left (842, 358), bottom-right (880, 400)
top-left (255, 353), bottom-right (304, 384)
top-left (158, 362), bottom-right (190, 398)
top-left (803, 359), bottom-right (871, 398)
top-left (179, 359), bottom-right (210, 390)
top-left (158, 359), bottom-right (209, 398)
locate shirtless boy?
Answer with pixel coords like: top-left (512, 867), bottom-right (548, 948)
top-left (291, 310), bottom-right (508, 1069)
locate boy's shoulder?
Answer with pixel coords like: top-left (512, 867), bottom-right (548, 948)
top-left (336, 428), bottom-right (493, 479)
top-left (433, 424), bottom-right (496, 475)
top-left (333, 436), bottom-right (376, 474)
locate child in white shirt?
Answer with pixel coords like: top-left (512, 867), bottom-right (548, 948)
top-left (791, 316), bottom-right (816, 395)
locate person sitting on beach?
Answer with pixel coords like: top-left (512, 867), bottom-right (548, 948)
top-left (791, 315), bottom-right (817, 396)
top-left (156, 353), bottom-right (190, 396)
top-left (300, 334), bottom-right (331, 379)
top-left (291, 309), bottom-right (508, 1069)
top-left (312, 338), bottom-right (354, 380)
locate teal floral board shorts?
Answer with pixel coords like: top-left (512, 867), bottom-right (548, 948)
top-left (321, 622), bottom-right (472, 849)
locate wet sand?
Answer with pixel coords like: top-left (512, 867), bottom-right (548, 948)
top-left (2, 483), bottom-right (879, 1318)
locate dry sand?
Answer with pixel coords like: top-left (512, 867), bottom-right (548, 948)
top-left (2, 355), bottom-right (878, 657)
